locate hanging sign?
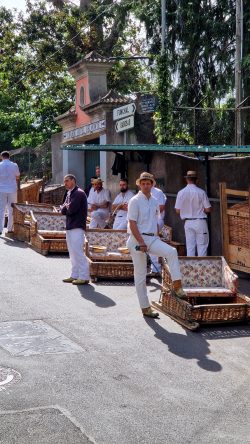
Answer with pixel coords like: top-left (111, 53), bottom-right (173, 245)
top-left (115, 116), bottom-right (134, 133)
top-left (113, 103), bottom-right (136, 121)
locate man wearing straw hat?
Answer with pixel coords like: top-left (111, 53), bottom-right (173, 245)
top-left (87, 178), bottom-right (111, 228)
top-left (127, 172), bottom-right (186, 318)
top-left (175, 170), bottom-right (211, 256)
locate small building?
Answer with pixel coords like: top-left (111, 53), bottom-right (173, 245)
top-left (53, 51), bottom-right (156, 196)
top-left (53, 51), bottom-right (250, 257)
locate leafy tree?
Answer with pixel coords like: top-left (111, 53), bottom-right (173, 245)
top-left (133, 0), bottom-right (242, 145)
top-left (0, 0), bottom-right (151, 151)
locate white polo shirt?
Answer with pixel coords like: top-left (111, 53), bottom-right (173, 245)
top-left (151, 187), bottom-right (167, 220)
top-left (0, 159), bottom-right (20, 193)
top-left (113, 190), bottom-right (134, 217)
top-left (175, 184), bottom-right (211, 220)
top-left (128, 191), bottom-right (160, 234)
top-left (87, 188), bottom-right (111, 206)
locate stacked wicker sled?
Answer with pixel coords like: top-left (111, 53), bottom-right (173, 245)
top-left (152, 256), bottom-right (250, 330)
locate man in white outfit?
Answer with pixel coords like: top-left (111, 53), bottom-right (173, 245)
top-left (112, 178), bottom-right (134, 230)
top-left (175, 170), bottom-right (212, 256)
top-left (0, 151), bottom-right (20, 235)
top-left (149, 185), bottom-right (167, 275)
top-left (127, 172), bottom-right (186, 318)
top-left (87, 178), bottom-right (111, 228)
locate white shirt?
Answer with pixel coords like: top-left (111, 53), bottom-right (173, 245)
top-left (128, 191), bottom-right (160, 234)
top-left (88, 187), bottom-right (95, 201)
top-left (113, 190), bottom-right (134, 218)
top-left (87, 188), bottom-right (111, 206)
top-left (151, 187), bottom-right (167, 220)
top-left (175, 184), bottom-right (211, 220)
top-left (0, 159), bottom-right (20, 193)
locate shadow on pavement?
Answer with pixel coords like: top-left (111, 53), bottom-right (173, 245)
top-left (238, 274), bottom-right (250, 297)
top-left (94, 280), bottom-right (134, 286)
top-left (200, 324), bottom-right (250, 340)
top-left (144, 318), bottom-right (222, 372)
top-left (148, 280), bottom-right (162, 294)
top-left (0, 236), bottom-right (29, 248)
top-left (77, 285), bottom-right (116, 308)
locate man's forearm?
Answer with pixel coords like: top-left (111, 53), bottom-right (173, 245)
top-left (204, 207), bottom-right (212, 214)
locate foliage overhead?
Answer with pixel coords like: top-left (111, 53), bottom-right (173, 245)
top-left (0, 0), bottom-right (151, 150)
top-left (1, 0), bottom-right (250, 148)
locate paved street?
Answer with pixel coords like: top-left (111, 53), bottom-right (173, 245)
top-left (0, 235), bottom-right (250, 444)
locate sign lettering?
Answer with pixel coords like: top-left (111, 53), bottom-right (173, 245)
top-left (63, 119), bottom-right (106, 141)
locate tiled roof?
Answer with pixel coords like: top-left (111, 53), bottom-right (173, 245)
top-left (82, 90), bottom-right (130, 111)
top-left (69, 51), bottom-right (113, 71)
top-left (54, 106), bottom-right (76, 121)
top-left (84, 51), bottom-right (112, 63)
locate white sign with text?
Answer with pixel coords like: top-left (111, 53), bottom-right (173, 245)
top-left (115, 116), bottom-right (134, 133)
top-left (113, 103), bottom-right (136, 121)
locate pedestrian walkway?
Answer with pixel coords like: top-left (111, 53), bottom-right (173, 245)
top-left (0, 235), bottom-right (250, 444)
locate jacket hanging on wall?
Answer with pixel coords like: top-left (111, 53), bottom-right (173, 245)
top-left (111, 153), bottom-right (126, 177)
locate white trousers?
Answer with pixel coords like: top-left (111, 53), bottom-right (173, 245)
top-left (184, 219), bottom-right (209, 256)
top-left (127, 234), bottom-right (182, 309)
top-left (0, 191), bottom-right (17, 232)
top-left (89, 209), bottom-right (109, 228)
top-left (113, 216), bottom-right (128, 230)
top-left (66, 229), bottom-right (90, 280)
top-left (150, 217), bottom-right (164, 272)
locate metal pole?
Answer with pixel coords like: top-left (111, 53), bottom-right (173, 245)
top-left (235, 0), bottom-right (243, 145)
top-left (204, 153), bottom-right (211, 255)
top-left (161, 0), bottom-right (166, 54)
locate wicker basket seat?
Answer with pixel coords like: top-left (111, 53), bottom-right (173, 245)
top-left (29, 211), bottom-right (67, 255)
top-left (152, 256), bottom-right (250, 329)
top-left (220, 183), bottom-right (250, 274)
top-left (163, 257), bottom-right (238, 296)
top-left (12, 203), bottom-right (58, 242)
top-left (159, 224), bottom-right (186, 256)
top-left (18, 179), bottom-right (44, 203)
top-left (85, 229), bottom-right (133, 280)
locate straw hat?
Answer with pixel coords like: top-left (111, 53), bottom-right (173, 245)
top-left (136, 172), bottom-right (156, 187)
top-left (184, 170), bottom-right (197, 179)
top-left (92, 177), bottom-right (103, 184)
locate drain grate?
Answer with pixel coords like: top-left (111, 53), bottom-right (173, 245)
top-left (0, 320), bottom-right (83, 356)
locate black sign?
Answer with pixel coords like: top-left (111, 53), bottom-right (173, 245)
top-left (139, 95), bottom-right (157, 114)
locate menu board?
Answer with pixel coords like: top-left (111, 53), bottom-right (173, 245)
top-left (139, 95), bottom-right (157, 114)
